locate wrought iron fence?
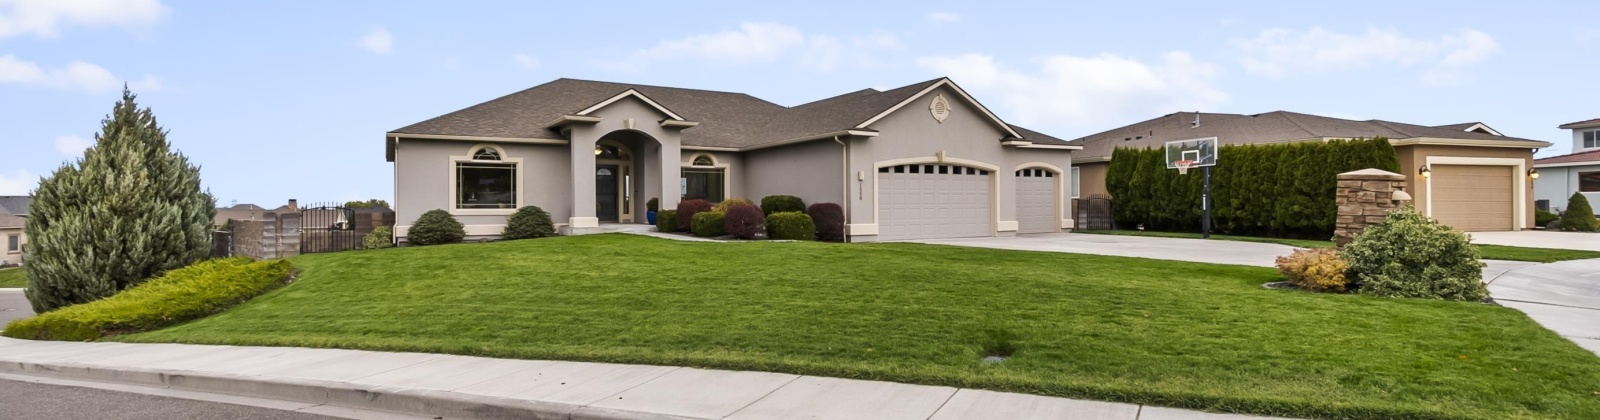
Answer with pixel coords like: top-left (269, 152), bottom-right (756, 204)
top-left (300, 202), bottom-right (361, 253)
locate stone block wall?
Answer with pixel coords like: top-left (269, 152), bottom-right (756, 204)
top-left (1334, 169), bottom-right (1411, 247)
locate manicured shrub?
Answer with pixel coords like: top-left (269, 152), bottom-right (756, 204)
top-left (362, 227), bottom-right (394, 250)
top-left (3, 258), bottom-right (292, 341)
top-left (647, 198), bottom-right (659, 213)
top-left (1274, 248), bottom-right (1349, 292)
top-left (676, 199), bottom-right (712, 231)
top-left (766, 212), bottom-right (816, 241)
top-left (1559, 193), bottom-right (1599, 232)
top-left (25, 88), bottom-right (216, 313)
top-left (409, 210), bottom-right (466, 245)
top-left (760, 195), bottom-right (806, 216)
top-left (712, 198), bottom-right (755, 213)
top-left (808, 203), bottom-right (846, 242)
top-left (502, 206), bottom-right (556, 240)
top-left (1535, 209), bottom-right (1559, 227)
top-left (656, 210), bottom-right (678, 233)
top-left (724, 204), bottom-right (766, 239)
top-left (692, 211), bottom-right (726, 237)
top-left (1343, 206), bottom-right (1486, 301)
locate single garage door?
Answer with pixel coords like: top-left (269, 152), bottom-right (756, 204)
top-left (1015, 168), bottom-right (1058, 234)
top-left (877, 163), bottom-right (993, 241)
top-left (1431, 165), bottom-right (1514, 231)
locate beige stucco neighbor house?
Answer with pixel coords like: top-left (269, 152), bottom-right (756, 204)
top-left (1068, 112), bottom-right (1551, 231)
top-left (386, 77), bottom-right (1079, 243)
top-left (0, 196), bottom-right (31, 266)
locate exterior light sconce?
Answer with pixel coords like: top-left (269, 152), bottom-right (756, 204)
top-left (594, 146), bottom-right (603, 156)
top-left (1418, 165), bottom-right (1431, 179)
top-left (1529, 169), bottom-right (1541, 180)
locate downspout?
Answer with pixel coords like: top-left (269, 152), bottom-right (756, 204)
top-left (834, 136), bottom-right (850, 242)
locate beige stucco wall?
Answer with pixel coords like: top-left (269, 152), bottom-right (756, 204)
top-left (1070, 162), bottom-right (1110, 218)
top-left (1, 227), bottom-right (23, 266)
top-left (1396, 144), bottom-right (1536, 229)
top-left (741, 140), bottom-right (846, 207)
top-left (392, 138), bottom-right (573, 240)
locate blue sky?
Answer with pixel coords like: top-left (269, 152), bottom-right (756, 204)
top-left (1, 1), bottom-right (1595, 205)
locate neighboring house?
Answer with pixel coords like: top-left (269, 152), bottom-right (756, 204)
top-left (1532, 117), bottom-right (1600, 213)
top-left (0, 196), bottom-right (32, 266)
top-left (214, 203), bottom-right (271, 229)
top-left (1069, 112), bottom-right (1551, 232)
top-left (386, 77), bottom-right (1079, 242)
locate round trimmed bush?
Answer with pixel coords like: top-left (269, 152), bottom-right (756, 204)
top-left (724, 204), bottom-right (766, 239)
top-left (712, 198), bottom-right (754, 213)
top-left (408, 210), bottom-right (466, 246)
top-left (1343, 206), bottom-right (1486, 301)
top-left (362, 227), bottom-right (394, 250)
top-left (656, 209), bottom-right (678, 233)
top-left (647, 197), bottom-right (660, 213)
top-left (766, 212), bottom-right (816, 241)
top-left (677, 199), bottom-right (712, 231)
top-left (502, 206), bottom-right (556, 240)
top-left (691, 211), bottom-right (726, 237)
top-left (760, 195), bottom-right (806, 216)
top-left (1560, 193), bottom-right (1598, 232)
top-left (807, 203), bottom-right (845, 242)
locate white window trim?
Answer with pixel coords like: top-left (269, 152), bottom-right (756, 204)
top-left (448, 143), bottom-right (525, 216)
top-left (1422, 156), bottom-right (1527, 230)
top-left (681, 153), bottom-right (731, 202)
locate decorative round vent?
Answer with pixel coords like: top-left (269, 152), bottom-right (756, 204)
top-left (929, 94), bottom-right (951, 123)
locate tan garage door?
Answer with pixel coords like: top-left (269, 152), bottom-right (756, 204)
top-left (1431, 165), bottom-right (1513, 231)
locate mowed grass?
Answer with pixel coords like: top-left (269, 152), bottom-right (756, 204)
top-left (1078, 229), bottom-right (1600, 263)
top-left (118, 235), bottom-right (1600, 419)
top-left (0, 267), bottom-right (24, 288)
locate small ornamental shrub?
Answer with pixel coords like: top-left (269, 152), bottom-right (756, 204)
top-left (676, 199), bottom-right (712, 231)
top-left (692, 211), bottom-right (726, 237)
top-left (724, 205), bottom-right (766, 239)
top-left (502, 206), bottom-right (556, 240)
top-left (647, 197), bottom-right (660, 213)
top-left (656, 210), bottom-right (678, 233)
top-left (712, 198), bottom-right (755, 213)
top-left (766, 212), bottom-right (816, 241)
top-left (408, 210), bottom-right (466, 245)
top-left (3, 258), bottom-right (292, 341)
top-left (808, 203), bottom-right (846, 242)
top-left (362, 227), bottom-right (394, 250)
top-left (1559, 193), bottom-right (1599, 232)
top-left (760, 195), bottom-right (806, 216)
top-left (1343, 206), bottom-right (1486, 301)
top-left (1274, 248), bottom-right (1349, 292)
top-left (1535, 209), bottom-right (1559, 227)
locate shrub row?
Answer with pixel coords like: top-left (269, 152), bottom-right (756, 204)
top-left (766, 212), bottom-right (816, 240)
top-left (692, 211), bottom-right (726, 237)
top-left (725, 205), bottom-right (765, 239)
top-left (656, 209), bottom-right (679, 233)
top-left (1107, 137), bottom-right (1399, 238)
top-left (3, 258), bottom-right (294, 341)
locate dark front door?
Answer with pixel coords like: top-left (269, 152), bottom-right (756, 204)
top-left (596, 165), bottom-right (619, 222)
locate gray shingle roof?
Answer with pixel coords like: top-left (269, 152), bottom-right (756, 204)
top-left (388, 77), bottom-right (1068, 154)
top-left (1559, 118), bottom-right (1600, 130)
top-left (1068, 111), bottom-right (1549, 161)
top-left (0, 196), bottom-right (31, 217)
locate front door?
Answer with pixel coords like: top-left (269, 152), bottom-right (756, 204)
top-left (597, 165), bottom-right (620, 222)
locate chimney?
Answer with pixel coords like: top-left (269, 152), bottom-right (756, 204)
top-left (287, 199), bottom-right (298, 212)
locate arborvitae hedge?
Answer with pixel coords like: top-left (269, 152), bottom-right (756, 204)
top-left (1107, 137), bottom-right (1399, 239)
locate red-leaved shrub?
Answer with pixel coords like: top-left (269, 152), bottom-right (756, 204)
top-left (807, 203), bottom-right (845, 242)
top-left (724, 204), bottom-right (766, 239)
top-left (676, 199), bottom-right (711, 230)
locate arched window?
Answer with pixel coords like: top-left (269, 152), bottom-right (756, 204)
top-left (455, 144), bottom-right (518, 211)
top-left (472, 148), bottom-right (501, 161)
top-left (692, 155), bottom-right (714, 166)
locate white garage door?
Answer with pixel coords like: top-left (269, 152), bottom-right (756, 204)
top-left (1015, 168), bottom-right (1058, 234)
top-left (877, 163), bottom-right (993, 241)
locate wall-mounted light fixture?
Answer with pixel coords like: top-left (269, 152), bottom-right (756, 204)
top-left (594, 146), bottom-right (603, 156)
top-left (1529, 168), bottom-right (1541, 180)
top-left (1418, 165), bottom-right (1431, 179)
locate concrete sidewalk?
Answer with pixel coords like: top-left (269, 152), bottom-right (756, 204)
top-left (1487, 258), bottom-right (1600, 354)
top-left (0, 337), bottom-right (1290, 420)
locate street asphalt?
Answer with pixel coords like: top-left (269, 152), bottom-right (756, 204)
top-left (0, 289), bottom-right (32, 326)
top-left (0, 377), bottom-right (339, 420)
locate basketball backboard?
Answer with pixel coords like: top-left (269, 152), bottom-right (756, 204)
top-left (1165, 137), bottom-right (1218, 169)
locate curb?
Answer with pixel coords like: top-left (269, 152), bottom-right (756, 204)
top-left (0, 358), bottom-right (691, 420)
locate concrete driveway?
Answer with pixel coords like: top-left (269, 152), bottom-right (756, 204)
top-left (1470, 230), bottom-right (1600, 252)
top-left (1487, 259), bottom-right (1600, 354)
top-left (915, 233), bottom-right (1293, 268)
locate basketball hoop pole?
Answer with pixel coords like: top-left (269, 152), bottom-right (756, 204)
top-left (1202, 166), bottom-right (1212, 239)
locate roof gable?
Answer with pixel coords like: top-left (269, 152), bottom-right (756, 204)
top-left (574, 89), bottom-right (686, 121)
top-left (854, 78), bottom-right (1023, 140)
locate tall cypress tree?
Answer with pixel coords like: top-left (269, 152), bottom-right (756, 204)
top-left (25, 88), bottom-right (216, 313)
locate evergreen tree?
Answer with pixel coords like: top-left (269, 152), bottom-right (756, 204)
top-left (25, 88), bottom-right (215, 313)
top-left (1560, 193), bottom-right (1599, 232)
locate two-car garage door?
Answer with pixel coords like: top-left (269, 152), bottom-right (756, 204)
top-left (1430, 165), bottom-right (1514, 231)
top-left (877, 163), bottom-right (992, 241)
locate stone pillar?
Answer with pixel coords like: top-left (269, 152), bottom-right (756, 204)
top-left (1334, 168), bottom-right (1411, 247)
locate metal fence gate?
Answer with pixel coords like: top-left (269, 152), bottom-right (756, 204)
top-left (300, 202), bottom-right (360, 253)
top-left (1075, 196), bottom-right (1115, 231)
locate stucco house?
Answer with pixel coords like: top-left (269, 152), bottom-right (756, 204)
top-left (1069, 112), bottom-right (1551, 231)
top-left (386, 77), bottom-right (1079, 243)
top-left (1532, 117), bottom-right (1600, 213)
top-left (0, 196), bottom-right (32, 266)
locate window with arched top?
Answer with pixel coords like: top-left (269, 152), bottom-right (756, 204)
top-left (454, 144), bottom-right (518, 211)
top-left (472, 148), bottom-right (501, 160)
top-left (692, 155), bottom-right (714, 166)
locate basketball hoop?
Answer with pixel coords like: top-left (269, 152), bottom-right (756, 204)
top-left (1174, 160), bottom-right (1195, 175)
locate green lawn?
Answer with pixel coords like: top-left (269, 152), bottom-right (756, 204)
top-left (117, 235), bottom-right (1600, 419)
top-left (0, 267), bottom-right (24, 288)
top-left (1077, 229), bottom-right (1600, 263)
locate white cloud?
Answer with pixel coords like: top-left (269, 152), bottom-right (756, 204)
top-left (0, 169), bottom-right (37, 195)
top-left (0, 54), bottom-right (121, 92)
top-left (918, 51), bottom-right (1229, 130)
top-left (1233, 27), bottom-right (1499, 85)
top-left (0, 0), bottom-right (167, 39)
top-left (600, 22), bottom-right (901, 72)
top-left (53, 135), bottom-right (91, 157)
top-left (512, 53), bottom-right (540, 70)
top-left (358, 27), bottom-right (393, 54)
top-left (927, 12), bottom-right (962, 24)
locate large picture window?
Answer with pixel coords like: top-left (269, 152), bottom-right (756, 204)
top-left (682, 169), bottom-right (725, 202)
top-left (1581, 171), bottom-right (1600, 193)
top-left (455, 146), bottom-right (519, 210)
